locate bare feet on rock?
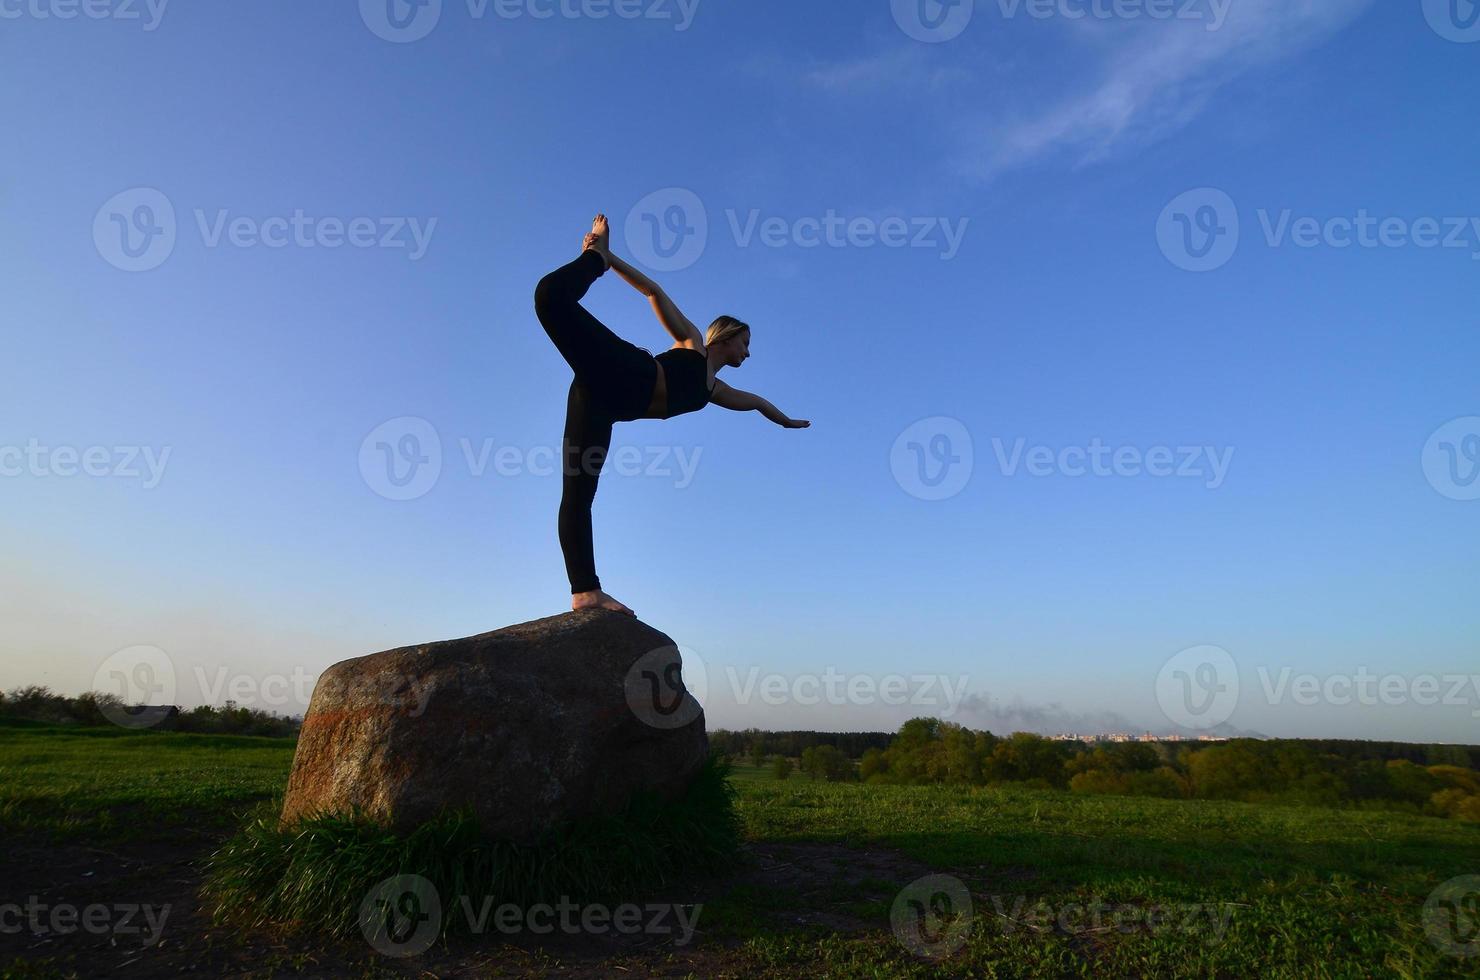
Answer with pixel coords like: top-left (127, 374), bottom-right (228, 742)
top-left (572, 589), bottom-right (635, 616)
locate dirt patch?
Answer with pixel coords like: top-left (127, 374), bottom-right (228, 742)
top-left (0, 832), bottom-right (941, 978)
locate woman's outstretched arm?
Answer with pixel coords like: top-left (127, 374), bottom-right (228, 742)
top-left (710, 379), bottom-right (810, 428)
top-left (588, 238), bottom-right (704, 347)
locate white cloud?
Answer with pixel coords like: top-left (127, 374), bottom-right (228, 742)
top-left (967, 0), bottom-right (1376, 176)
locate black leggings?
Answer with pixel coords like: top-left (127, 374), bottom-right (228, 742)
top-left (533, 250), bottom-right (657, 594)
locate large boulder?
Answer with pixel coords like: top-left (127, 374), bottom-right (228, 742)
top-left (279, 609), bottom-right (708, 842)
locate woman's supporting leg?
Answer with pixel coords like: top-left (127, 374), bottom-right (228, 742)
top-left (558, 380), bottom-right (614, 595)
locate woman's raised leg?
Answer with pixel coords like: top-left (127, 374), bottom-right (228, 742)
top-left (533, 250), bottom-right (626, 385)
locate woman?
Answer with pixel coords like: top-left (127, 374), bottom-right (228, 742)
top-left (533, 214), bottom-right (810, 616)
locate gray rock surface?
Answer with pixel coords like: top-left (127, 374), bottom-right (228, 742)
top-left (280, 609), bottom-right (708, 841)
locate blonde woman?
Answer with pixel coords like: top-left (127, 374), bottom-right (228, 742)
top-left (533, 214), bottom-right (810, 616)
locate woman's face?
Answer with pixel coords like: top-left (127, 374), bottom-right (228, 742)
top-left (726, 329), bottom-right (751, 368)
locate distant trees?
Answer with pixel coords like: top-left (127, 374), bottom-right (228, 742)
top-left (857, 721), bottom-right (1071, 789)
top-left (849, 718), bottom-right (1480, 824)
top-left (707, 728), bottom-right (893, 762)
top-left (771, 755), bottom-right (794, 780)
top-left (0, 685), bottom-right (299, 738)
top-left (799, 745), bottom-right (855, 782)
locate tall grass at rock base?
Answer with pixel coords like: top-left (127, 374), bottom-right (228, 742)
top-left (203, 754), bottom-right (740, 940)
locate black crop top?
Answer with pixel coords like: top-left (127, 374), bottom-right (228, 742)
top-left (654, 347), bottom-right (714, 418)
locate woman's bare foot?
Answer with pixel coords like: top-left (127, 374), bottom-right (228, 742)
top-left (590, 213), bottom-right (610, 251)
top-left (582, 231), bottom-right (611, 270)
top-left (572, 589), bottom-right (635, 616)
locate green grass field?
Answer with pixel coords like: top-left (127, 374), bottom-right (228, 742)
top-left (2, 721), bottom-right (1478, 978)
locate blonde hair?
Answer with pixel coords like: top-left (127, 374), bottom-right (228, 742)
top-left (706, 315), bottom-right (750, 348)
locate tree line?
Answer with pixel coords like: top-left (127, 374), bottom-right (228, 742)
top-left (0, 685), bottom-right (301, 738)
top-left (731, 718), bottom-right (1480, 823)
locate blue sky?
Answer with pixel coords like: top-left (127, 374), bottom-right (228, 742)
top-left (3, 0), bottom-right (1478, 743)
